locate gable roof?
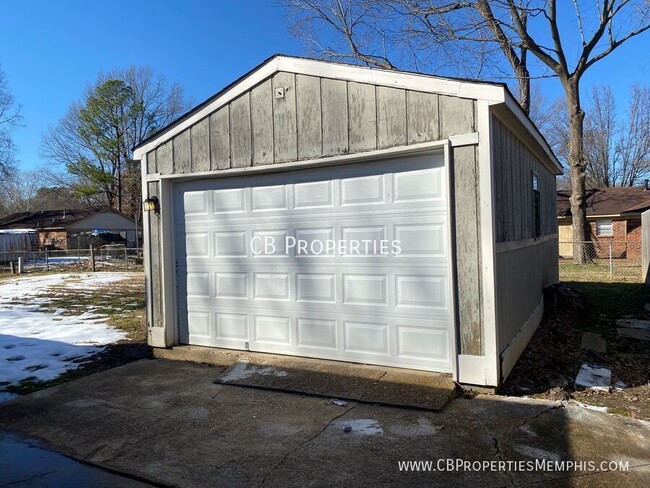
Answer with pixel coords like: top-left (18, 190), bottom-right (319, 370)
top-left (557, 187), bottom-right (650, 217)
top-left (132, 54), bottom-right (561, 173)
top-left (0, 208), bottom-right (133, 230)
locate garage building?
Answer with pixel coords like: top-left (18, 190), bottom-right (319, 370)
top-left (133, 55), bottom-right (561, 387)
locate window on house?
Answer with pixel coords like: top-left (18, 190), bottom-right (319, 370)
top-left (532, 172), bottom-right (540, 238)
top-left (597, 219), bottom-right (614, 237)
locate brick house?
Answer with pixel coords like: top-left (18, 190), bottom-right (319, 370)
top-left (557, 186), bottom-right (650, 259)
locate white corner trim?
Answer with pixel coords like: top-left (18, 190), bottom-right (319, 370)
top-left (148, 139), bottom-right (449, 182)
top-left (500, 297), bottom-right (544, 381)
top-left (148, 326), bottom-right (167, 348)
top-left (458, 355), bottom-right (488, 386)
top-left (133, 55), bottom-right (506, 160)
top-left (449, 132), bottom-right (479, 147)
top-left (477, 100), bottom-right (499, 387)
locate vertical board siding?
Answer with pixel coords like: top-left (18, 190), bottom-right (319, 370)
top-left (496, 238), bottom-right (558, 351)
top-left (146, 72), bottom-right (476, 175)
top-left (155, 140), bottom-right (173, 174)
top-left (229, 94), bottom-right (252, 168)
top-left (321, 78), bottom-right (349, 156)
top-left (348, 82), bottom-right (376, 153)
top-left (210, 107), bottom-right (230, 170)
top-left (250, 80), bottom-right (274, 165)
top-left (272, 72), bottom-right (298, 163)
top-left (147, 181), bottom-right (163, 328)
top-left (492, 114), bottom-right (558, 357)
top-left (295, 74), bottom-right (323, 160)
top-left (453, 145), bottom-right (482, 356)
top-left (146, 150), bottom-right (157, 174)
top-left (407, 91), bottom-right (439, 144)
top-left (191, 118), bottom-right (210, 172)
top-left (492, 116), bottom-right (557, 243)
top-left (440, 96), bottom-right (475, 138)
top-left (377, 86), bottom-right (407, 149)
top-left (173, 129), bottom-right (191, 174)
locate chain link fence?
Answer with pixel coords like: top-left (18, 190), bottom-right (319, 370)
top-left (559, 240), bottom-right (642, 282)
top-left (0, 245), bottom-right (143, 275)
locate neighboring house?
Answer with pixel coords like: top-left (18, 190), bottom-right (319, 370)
top-left (0, 208), bottom-right (141, 250)
top-left (133, 55), bottom-right (562, 388)
top-left (557, 185), bottom-right (650, 259)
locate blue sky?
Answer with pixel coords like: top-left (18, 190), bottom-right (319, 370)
top-left (1, 0), bottom-right (648, 171)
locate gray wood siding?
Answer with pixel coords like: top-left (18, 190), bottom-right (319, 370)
top-left (210, 107), bottom-right (230, 170)
top-left (296, 75), bottom-right (322, 160)
top-left (230, 94), bottom-right (252, 168)
top-left (250, 80), bottom-right (274, 165)
top-left (492, 116), bottom-right (556, 243)
top-left (492, 115), bottom-right (558, 355)
top-left (496, 238), bottom-right (558, 352)
top-left (173, 129), bottom-right (191, 174)
top-left (146, 181), bottom-right (163, 328)
top-left (145, 71), bottom-right (477, 175)
top-left (191, 118), bottom-right (210, 172)
top-left (453, 145), bottom-right (483, 356)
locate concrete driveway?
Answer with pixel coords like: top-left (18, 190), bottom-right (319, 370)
top-left (0, 359), bottom-right (648, 487)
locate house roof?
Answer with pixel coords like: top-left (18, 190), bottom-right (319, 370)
top-left (0, 208), bottom-right (131, 230)
top-left (557, 187), bottom-right (650, 218)
top-left (132, 54), bottom-right (562, 173)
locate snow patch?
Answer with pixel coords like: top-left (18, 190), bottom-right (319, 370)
top-left (220, 362), bottom-right (290, 382)
top-left (0, 273), bottom-right (131, 389)
top-left (335, 419), bottom-right (383, 436)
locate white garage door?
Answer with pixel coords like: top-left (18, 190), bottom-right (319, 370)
top-left (174, 154), bottom-right (454, 372)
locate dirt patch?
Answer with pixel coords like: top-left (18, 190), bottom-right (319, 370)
top-left (501, 281), bottom-right (650, 420)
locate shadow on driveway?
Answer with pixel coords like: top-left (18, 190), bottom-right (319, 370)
top-left (0, 359), bottom-right (648, 487)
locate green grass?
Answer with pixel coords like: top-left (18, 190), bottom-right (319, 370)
top-left (566, 281), bottom-right (648, 319)
top-left (559, 261), bottom-right (642, 283)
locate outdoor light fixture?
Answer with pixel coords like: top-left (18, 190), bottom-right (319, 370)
top-left (143, 196), bottom-right (159, 212)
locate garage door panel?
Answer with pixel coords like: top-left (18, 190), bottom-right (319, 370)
top-left (392, 166), bottom-right (444, 203)
top-left (179, 266), bottom-right (452, 317)
top-left (293, 180), bottom-right (334, 209)
top-left (176, 153), bottom-right (453, 371)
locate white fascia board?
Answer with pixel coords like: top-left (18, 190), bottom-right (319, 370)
top-left (133, 55), bottom-right (505, 160)
top-left (502, 92), bottom-right (563, 174)
top-left (277, 57), bottom-right (505, 101)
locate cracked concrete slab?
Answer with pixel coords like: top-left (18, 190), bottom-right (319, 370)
top-left (0, 359), bottom-right (649, 487)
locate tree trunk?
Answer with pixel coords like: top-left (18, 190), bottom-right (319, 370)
top-left (516, 63), bottom-right (530, 114)
top-left (564, 79), bottom-right (589, 264)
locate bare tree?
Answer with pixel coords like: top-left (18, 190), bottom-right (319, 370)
top-left (285, 0), bottom-right (650, 263)
top-left (617, 85), bottom-right (650, 186)
top-left (584, 86), bottom-right (618, 187)
top-left (41, 66), bottom-right (189, 217)
top-left (0, 66), bottom-right (22, 177)
top-left (0, 170), bottom-right (41, 216)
